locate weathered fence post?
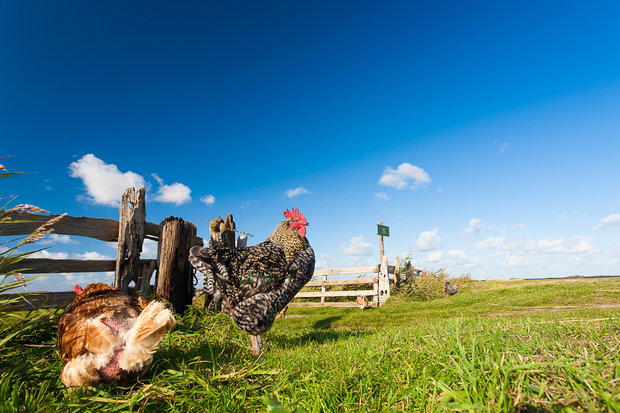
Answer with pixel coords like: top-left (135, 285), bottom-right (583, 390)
top-left (320, 274), bottom-right (327, 305)
top-left (115, 187), bottom-right (146, 295)
top-left (378, 255), bottom-right (390, 304)
top-left (156, 217), bottom-right (196, 314)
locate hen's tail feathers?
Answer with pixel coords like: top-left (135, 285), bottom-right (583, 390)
top-left (60, 316), bottom-right (120, 388)
top-left (60, 354), bottom-right (101, 389)
top-left (118, 301), bottom-right (176, 373)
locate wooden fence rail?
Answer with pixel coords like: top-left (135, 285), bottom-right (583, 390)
top-left (290, 255), bottom-right (393, 308)
top-left (0, 211), bottom-right (160, 242)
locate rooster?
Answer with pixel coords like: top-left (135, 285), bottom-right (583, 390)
top-left (189, 208), bottom-right (315, 354)
top-left (444, 281), bottom-right (460, 296)
top-left (57, 283), bottom-right (175, 389)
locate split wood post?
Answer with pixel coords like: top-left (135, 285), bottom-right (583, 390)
top-left (156, 217), bottom-right (197, 314)
top-left (394, 255), bottom-right (400, 287)
top-left (372, 269), bottom-right (379, 305)
top-left (115, 187), bottom-right (146, 295)
top-left (378, 255), bottom-right (390, 305)
top-left (321, 274), bottom-right (327, 305)
top-left (209, 214), bottom-right (236, 248)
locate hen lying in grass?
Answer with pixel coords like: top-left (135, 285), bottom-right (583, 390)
top-left (57, 283), bottom-right (175, 389)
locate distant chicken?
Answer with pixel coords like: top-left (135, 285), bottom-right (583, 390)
top-left (189, 208), bottom-right (315, 354)
top-left (444, 281), bottom-right (460, 296)
top-left (356, 295), bottom-right (369, 311)
top-left (57, 283), bottom-right (175, 388)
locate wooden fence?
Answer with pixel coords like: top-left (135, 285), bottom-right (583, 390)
top-left (290, 256), bottom-right (395, 308)
top-left (2, 194), bottom-right (399, 312)
top-left (1, 187), bottom-right (202, 313)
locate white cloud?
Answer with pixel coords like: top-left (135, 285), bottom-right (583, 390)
top-left (284, 186), bottom-right (310, 198)
top-left (462, 218), bottom-right (493, 237)
top-left (74, 251), bottom-right (113, 260)
top-left (38, 234), bottom-right (78, 245)
top-left (473, 236), bottom-right (507, 250)
top-left (29, 250), bottom-right (69, 259)
top-left (154, 182), bottom-right (191, 205)
top-left (374, 192), bottom-right (389, 200)
top-left (421, 249), bottom-right (477, 269)
top-left (499, 142), bottom-right (508, 154)
top-left (501, 254), bottom-right (530, 267)
top-left (416, 228), bottom-right (443, 251)
top-left (379, 162), bottom-right (430, 189)
top-left (240, 200), bottom-right (257, 208)
top-left (200, 194), bottom-right (216, 206)
top-left (69, 154), bottom-right (146, 207)
top-left (315, 254), bottom-right (337, 269)
top-left (537, 236), bottom-right (595, 254)
top-left (594, 214), bottom-right (620, 231)
top-left (341, 236), bottom-right (374, 257)
top-left (426, 251), bottom-right (443, 262)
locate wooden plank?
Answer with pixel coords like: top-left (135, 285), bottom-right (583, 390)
top-left (295, 289), bottom-right (376, 298)
top-left (13, 258), bottom-right (114, 273)
top-left (289, 301), bottom-right (379, 308)
top-left (12, 258), bottom-right (156, 274)
top-left (0, 210), bottom-right (160, 241)
top-left (1, 290), bottom-right (75, 311)
top-left (305, 277), bottom-right (378, 287)
top-left (313, 266), bottom-right (379, 276)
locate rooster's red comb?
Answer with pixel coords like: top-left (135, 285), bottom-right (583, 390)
top-left (284, 208), bottom-right (305, 220)
top-left (74, 284), bottom-right (83, 295)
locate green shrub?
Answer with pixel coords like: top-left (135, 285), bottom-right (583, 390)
top-left (394, 258), bottom-right (472, 301)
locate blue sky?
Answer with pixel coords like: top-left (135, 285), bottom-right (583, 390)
top-left (3, 1), bottom-right (620, 291)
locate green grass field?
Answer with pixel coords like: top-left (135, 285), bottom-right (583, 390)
top-left (1, 277), bottom-right (619, 412)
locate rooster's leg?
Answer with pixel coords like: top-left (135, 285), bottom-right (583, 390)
top-left (250, 335), bottom-right (263, 355)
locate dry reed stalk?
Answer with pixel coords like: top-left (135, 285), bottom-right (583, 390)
top-left (22, 213), bottom-right (67, 244)
top-left (5, 204), bottom-right (49, 214)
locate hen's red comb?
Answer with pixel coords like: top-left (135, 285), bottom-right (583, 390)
top-left (284, 208), bottom-right (305, 220)
top-left (74, 284), bottom-right (83, 295)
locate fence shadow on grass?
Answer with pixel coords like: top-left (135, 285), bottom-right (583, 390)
top-left (312, 315), bottom-right (342, 330)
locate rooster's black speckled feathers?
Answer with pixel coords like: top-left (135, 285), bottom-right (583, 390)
top-left (189, 212), bottom-right (315, 335)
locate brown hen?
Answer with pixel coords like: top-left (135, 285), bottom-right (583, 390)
top-left (57, 283), bottom-right (175, 389)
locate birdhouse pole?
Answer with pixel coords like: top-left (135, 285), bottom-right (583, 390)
top-left (377, 221), bottom-right (389, 261)
top-left (378, 221), bottom-right (385, 262)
